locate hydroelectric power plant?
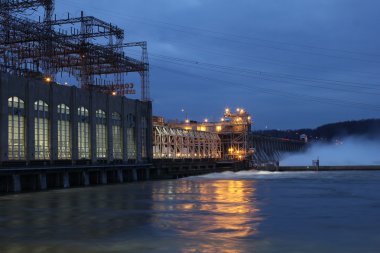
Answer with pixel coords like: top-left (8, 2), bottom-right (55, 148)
top-left (0, 0), bottom-right (305, 193)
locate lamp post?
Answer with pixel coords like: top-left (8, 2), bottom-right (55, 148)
top-left (181, 108), bottom-right (188, 122)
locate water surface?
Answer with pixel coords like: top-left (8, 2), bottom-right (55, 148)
top-left (1, 170), bottom-right (380, 252)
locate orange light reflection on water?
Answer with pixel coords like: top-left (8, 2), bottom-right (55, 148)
top-left (152, 180), bottom-right (263, 253)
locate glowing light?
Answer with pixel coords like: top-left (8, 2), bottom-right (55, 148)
top-left (204, 118), bottom-right (208, 123)
top-left (44, 77), bottom-right (52, 83)
top-left (216, 126), bottom-right (222, 132)
top-left (197, 126), bottom-right (207, 132)
top-left (225, 108), bottom-right (230, 113)
top-left (111, 91), bottom-right (117, 96)
top-left (185, 119), bottom-right (190, 123)
top-left (236, 108), bottom-right (240, 112)
top-left (221, 118), bottom-right (225, 122)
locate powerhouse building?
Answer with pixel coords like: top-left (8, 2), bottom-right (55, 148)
top-left (0, 73), bottom-right (153, 166)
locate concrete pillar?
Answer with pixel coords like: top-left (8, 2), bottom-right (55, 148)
top-left (145, 168), bottom-right (150, 180)
top-left (0, 74), bottom-right (8, 162)
top-left (63, 172), bottom-right (70, 188)
top-left (117, 169), bottom-right (123, 183)
top-left (39, 173), bottom-right (47, 190)
top-left (132, 168), bottom-right (138, 182)
top-left (135, 102), bottom-right (142, 163)
top-left (82, 171), bottom-right (90, 186)
top-left (106, 95), bottom-right (113, 164)
top-left (12, 174), bottom-right (21, 193)
top-left (55, 173), bottom-right (60, 188)
top-left (90, 91), bottom-right (97, 164)
top-left (26, 80), bottom-right (35, 162)
top-left (121, 97), bottom-right (128, 163)
top-left (100, 171), bottom-right (107, 185)
top-left (146, 102), bottom-right (153, 162)
top-left (71, 87), bottom-right (78, 163)
top-left (50, 84), bottom-right (58, 163)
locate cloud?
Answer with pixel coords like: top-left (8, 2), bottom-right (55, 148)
top-left (53, 0), bottom-right (380, 129)
top-left (161, 0), bottom-right (202, 10)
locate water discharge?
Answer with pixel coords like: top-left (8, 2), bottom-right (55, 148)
top-left (281, 136), bottom-right (380, 166)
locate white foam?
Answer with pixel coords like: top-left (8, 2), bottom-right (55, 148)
top-left (188, 170), bottom-right (318, 180)
top-left (281, 136), bottom-right (380, 166)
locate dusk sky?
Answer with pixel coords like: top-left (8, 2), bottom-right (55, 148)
top-left (53, 0), bottom-right (380, 130)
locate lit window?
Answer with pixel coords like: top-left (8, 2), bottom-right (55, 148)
top-left (96, 109), bottom-right (107, 159)
top-left (112, 112), bottom-right (123, 160)
top-left (34, 100), bottom-right (50, 160)
top-left (57, 104), bottom-right (71, 159)
top-left (78, 106), bottom-right (90, 159)
top-left (8, 97), bottom-right (25, 160)
top-left (127, 114), bottom-right (136, 160)
top-left (197, 126), bottom-right (206, 132)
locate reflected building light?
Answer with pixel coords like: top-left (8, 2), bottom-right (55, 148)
top-left (44, 76), bottom-right (52, 83)
top-left (150, 179), bottom-right (263, 251)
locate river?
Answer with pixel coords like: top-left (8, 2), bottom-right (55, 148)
top-left (1, 170), bottom-right (380, 253)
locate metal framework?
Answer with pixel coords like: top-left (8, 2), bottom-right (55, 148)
top-left (153, 125), bottom-right (221, 159)
top-left (217, 108), bottom-right (252, 160)
top-left (0, 0), bottom-right (150, 100)
top-left (249, 135), bottom-right (305, 166)
top-left (169, 108), bottom-right (253, 160)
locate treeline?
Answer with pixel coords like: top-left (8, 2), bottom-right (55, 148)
top-left (254, 119), bottom-right (380, 142)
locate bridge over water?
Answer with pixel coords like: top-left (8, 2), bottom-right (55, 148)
top-left (153, 124), bottom-right (306, 165)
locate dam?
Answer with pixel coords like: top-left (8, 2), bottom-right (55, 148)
top-left (0, 0), bottom-right (305, 193)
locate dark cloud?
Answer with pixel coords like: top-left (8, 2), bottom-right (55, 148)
top-left (56, 0), bottom-right (380, 129)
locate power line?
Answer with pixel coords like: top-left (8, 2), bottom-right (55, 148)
top-left (152, 64), bottom-right (380, 111)
top-left (58, 0), bottom-right (380, 111)
top-left (58, 0), bottom-right (380, 83)
top-left (140, 52), bottom-right (380, 94)
top-left (177, 42), bottom-right (380, 78)
top-left (63, 0), bottom-right (380, 63)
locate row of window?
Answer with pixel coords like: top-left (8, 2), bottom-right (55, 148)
top-left (7, 96), bottom-right (143, 161)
